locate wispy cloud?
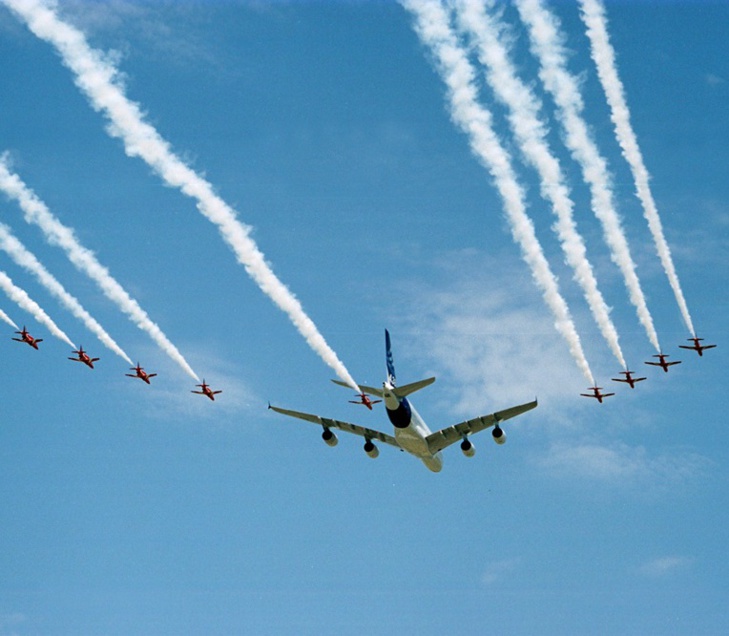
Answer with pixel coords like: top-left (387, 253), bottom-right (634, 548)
top-left (706, 73), bottom-right (725, 87)
top-left (394, 250), bottom-right (593, 414)
top-left (482, 557), bottom-right (522, 586)
top-left (638, 555), bottom-right (693, 578)
top-left (538, 440), bottom-right (710, 487)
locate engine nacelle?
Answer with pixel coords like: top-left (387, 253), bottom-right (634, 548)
top-left (492, 425), bottom-right (506, 445)
top-left (460, 438), bottom-right (476, 457)
top-left (364, 440), bottom-right (379, 459)
top-left (322, 428), bottom-right (338, 447)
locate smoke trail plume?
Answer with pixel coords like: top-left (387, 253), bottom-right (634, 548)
top-left (0, 222), bottom-right (133, 364)
top-left (453, 0), bottom-right (626, 370)
top-left (0, 308), bottom-right (18, 329)
top-left (401, 0), bottom-right (594, 384)
top-left (514, 0), bottom-right (661, 353)
top-left (578, 0), bottom-right (695, 336)
top-left (2, 0), bottom-right (360, 392)
top-left (0, 270), bottom-right (74, 346)
top-left (0, 158), bottom-right (198, 379)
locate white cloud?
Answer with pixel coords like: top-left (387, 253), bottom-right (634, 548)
top-left (394, 250), bottom-right (600, 417)
top-left (706, 73), bottom-right (725, 87)
top-left (537, 440), bottom-right (710, 487)
top-left (481, 557), bottom-right (522, 586)
top-left (638, 555), bottom-right (693, 578)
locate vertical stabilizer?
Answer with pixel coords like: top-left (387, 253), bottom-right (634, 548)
top-left (385, 329), bottom-right (397, 386)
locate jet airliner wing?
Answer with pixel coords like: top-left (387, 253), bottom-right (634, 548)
top-left (426, 399), bottom-right (538, 455)
top-left (268, 405), bottom-right (400, 448)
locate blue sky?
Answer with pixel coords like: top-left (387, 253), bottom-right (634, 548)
top-left (0, 1), bottom-right (727, 634)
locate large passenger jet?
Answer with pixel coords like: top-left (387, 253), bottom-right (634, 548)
top-left (269, 330), bottom-right (537, 472)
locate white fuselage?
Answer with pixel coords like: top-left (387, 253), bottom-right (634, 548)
top-left (383, 383), bottom-right (443, 472)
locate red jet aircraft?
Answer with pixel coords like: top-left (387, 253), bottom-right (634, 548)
top-left (349, 392), bottom-right (383, 410)
top-left (126, 363), bottom-right (157, 384)
top-left (679, 337), bottom-right (716, 357)
top-left (12, 326), bottom-right (42, 350)
top-left (611, 370), bottom-right (646, 389)
top-left (69, 346), bottom-right (100, 369)
top-left (580, 386), bottom-right (615, 403)
top-left (645, 353), bottom-right (681, 373)
top-left (192, 380), bottom-right (222, 401)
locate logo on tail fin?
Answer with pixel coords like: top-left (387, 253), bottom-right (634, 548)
top-left (385, 329), bottom-right (397, 386)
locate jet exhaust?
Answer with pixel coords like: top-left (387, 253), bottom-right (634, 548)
top-left (0, 0), bottom-right (360, 393)
top-left (401, 0), bottom-right (595, 384)
top-left (578, 0), bottom-right (695, 336)
top-left (453, 0), bottom-right (627, 370)
top-left (0, 308), bottom-right (18, 329)
top-left (514, 0), bottom-right (661, 353)
top-left (0, 222), bottom-right (133, 365)
top-left (0, 270), bottom-right (75, 347)
top-left (0, 158), bottom-right (198, 380)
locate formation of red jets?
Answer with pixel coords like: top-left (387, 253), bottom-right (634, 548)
top-left (11, 327), bottom-right (222, 400)
top-left (581, 336), bottom-right (716, 404)
top-left (11, 325), bottom-right (714, 407)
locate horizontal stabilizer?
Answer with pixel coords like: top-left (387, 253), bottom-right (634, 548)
top-left (331, 379), bottom-right (384, 398)
top-left (393, 377), bottom-right (436, 398)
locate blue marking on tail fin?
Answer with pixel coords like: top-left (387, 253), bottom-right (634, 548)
top-left (385, 329), bottom-right (396, 385)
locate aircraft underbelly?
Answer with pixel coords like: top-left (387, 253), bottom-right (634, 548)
top-left (395, 427), bottom-right (430, 456)
top-left (395, 425), bottom-right (442, 472)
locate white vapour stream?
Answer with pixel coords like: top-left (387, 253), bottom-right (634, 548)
top-left (514, 0), bottom-right (661, 353)
top-left (0, 307), bottom-right (18, 329)
top-left (0, 270), bottom-right (74, 346)
top-left (2, 0), bottom-right (360, 391)
top-left (578, 0), bottom-right (695, 336)
top-left (0, 158), bottom-right (198, 379)
top-left (453, 0), bottom-right (626, 370)
top-left (0, 222), bottom-right (133, 364)
top-left (402, 0), bottom-right (594, 384)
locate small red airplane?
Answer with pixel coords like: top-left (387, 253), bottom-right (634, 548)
top-left (12, 326), bottom-right (43, 350)
top-left (611, 370), bottom-right (646, 389)
top-left (645, 353), bottom-right (681, 373)
top-left (349, 392), bottom-right (383, 410)
top-left (68, 346), bottom-right (100, 369)
top-left (580, 386), bottom-right (615, 403)
top-left (679, 337), bottom-right (716, 357)
top-left (192, 380), bottom-right (222, 401)
top-left (126, 363), bottom-right (157, 384)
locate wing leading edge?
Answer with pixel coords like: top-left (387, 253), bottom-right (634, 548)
top-left (268, 405), bottom-right (400, 448)
top-left (426, 399), bottom-right (538, 455)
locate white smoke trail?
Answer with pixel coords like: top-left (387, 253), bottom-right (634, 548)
top-left (0, 270), bottom-right (74, 346)
top-left (0, 222), bottom-right (133, 364)
top-left (578, 0), bottom-right (695, 337)
top-left (0, 307), bottom-right (18, 329)
top-left (514, 0), bottom-right (661, 353)
top-left (0, 158), bottom-right (198, 379)
top-left (401, 0), bottom-right (595, 384)
top-left (453, 0), bottom-right (627, 370)
top-left (1, 0), bottom-right (360, 392)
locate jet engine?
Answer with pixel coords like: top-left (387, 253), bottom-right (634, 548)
top-left (460, 438), bottom-right (476, 457)
top-left (322, 428), bottom-right (338, 447)
top-left (492, 425), bottom-right (506, 445)
top-left (364, 440), bottom-right (379, 459)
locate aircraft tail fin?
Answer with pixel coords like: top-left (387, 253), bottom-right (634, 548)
top-left (392, 377), bottom-right (436, 398)
top-left (385, 329), bottom-right (396, 386)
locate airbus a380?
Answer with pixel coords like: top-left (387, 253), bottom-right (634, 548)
top-left (269, 330), bottom-right (538, 472)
